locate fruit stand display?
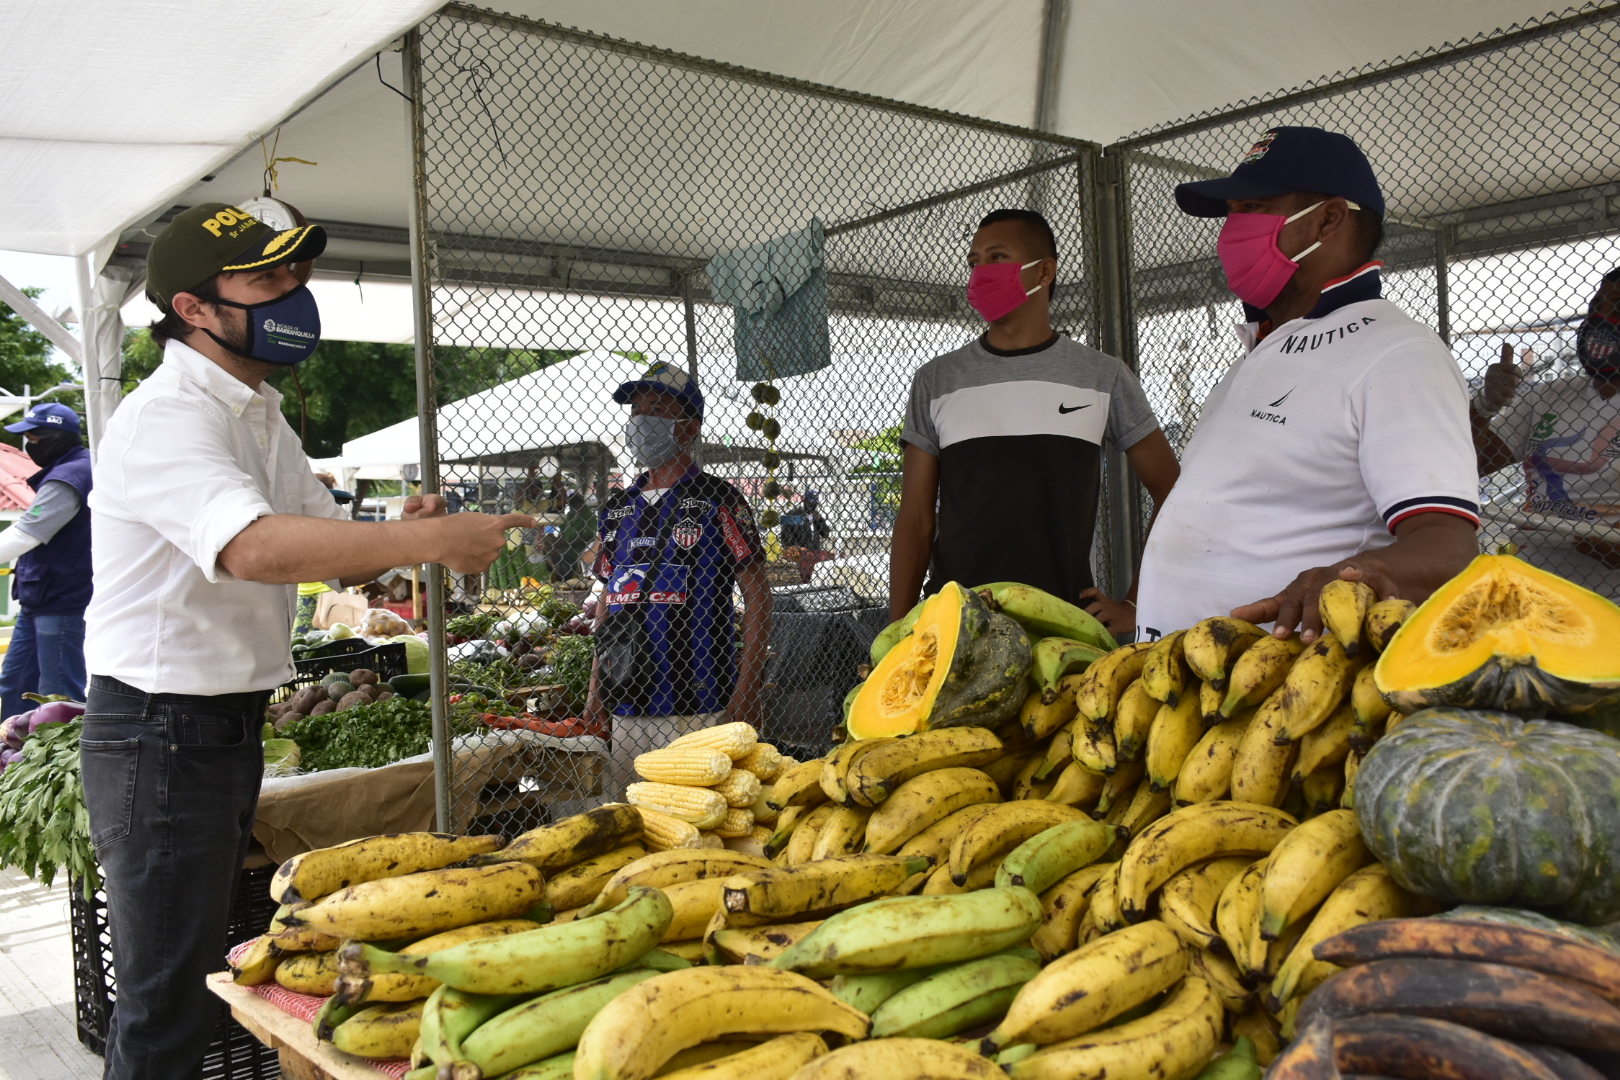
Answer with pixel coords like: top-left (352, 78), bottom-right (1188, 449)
top-left (209, 557), bottom-right (1620, 1079)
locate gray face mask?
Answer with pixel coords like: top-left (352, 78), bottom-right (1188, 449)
top-left (625, 414), bottom-right (682, 468)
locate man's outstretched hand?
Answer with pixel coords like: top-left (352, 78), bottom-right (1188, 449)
top-left (1230, 561), bottom-right (1398, 643)
top-left (402, 494), bottom-right (448, 519)
top-left (436, 512), bottom-right (536, 575)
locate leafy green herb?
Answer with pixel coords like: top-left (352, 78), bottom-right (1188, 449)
top-left (446, 612), bottom-right (500, 640)
top-left (547, 634), bottom-right (595, 713)
top-left (280, 697), bottom-right (435, 772)
top-left (0, 720), bottom-right (98, 897)
top-left (448, 656), bottom-right (523, 692)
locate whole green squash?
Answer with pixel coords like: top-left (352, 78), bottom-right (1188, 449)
top-left (1356, 708), bottom-right (1620, 925)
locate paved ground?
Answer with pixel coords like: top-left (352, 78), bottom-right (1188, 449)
top-left (0, 867), bottom-right (104, 1080)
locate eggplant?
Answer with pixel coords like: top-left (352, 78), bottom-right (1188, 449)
top-left (28, 700), bottom-right (85, 734)
top-left (2, 712), bottom-right (33, 750)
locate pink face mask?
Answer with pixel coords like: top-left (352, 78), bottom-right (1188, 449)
top-left (967, 260), bottom-right (1042, 322)
top-left (1216, 200), bottom-right (1328, 310)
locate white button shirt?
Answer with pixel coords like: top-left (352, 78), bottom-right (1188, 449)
top-left (85, 339), bottom-right (350, 695)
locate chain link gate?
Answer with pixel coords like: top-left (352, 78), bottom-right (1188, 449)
top-left (1112, 3), bottom-right (1620, 614)
top-left (403, 5), bottom-right (1112, 834)
top-left (401, 1), bottom-right (1620, 836)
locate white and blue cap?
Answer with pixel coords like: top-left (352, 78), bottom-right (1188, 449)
top-left (612, 361), bottom-right (705, 418)
top-left (5, 402), bottom-right (81, 434)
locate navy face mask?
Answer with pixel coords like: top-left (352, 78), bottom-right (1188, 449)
top-left (207, 284), bottom-right (322, 365)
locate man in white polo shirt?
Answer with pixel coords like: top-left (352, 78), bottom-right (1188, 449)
top-left (81, 203), bottom-right (533, 1080)
top-left (1135, 127), bottom-right (1479, 641)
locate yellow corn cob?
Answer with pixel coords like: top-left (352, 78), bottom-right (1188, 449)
top-left (736, 742), bottom-right (785, 781)
top-left (697, 831), bottom-right (727, 849)
top-left (626, 782), bottom-right (729, 829)
top-left (712, 768), bottom-right (763, 809)
top-left (635, 746), bottom-right (733, 786)
top-left (667, 722), bottom-right (759, 761)
top-left (641, 808), bottom-right (704, 851)
top-left (748, 825), bottom-right (773, 845)
top-left (713, 807), bottom-right (755, 838)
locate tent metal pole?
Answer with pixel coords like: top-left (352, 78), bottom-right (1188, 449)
top-left (1435, 225), bottom-right (1454, 347)
top-left (682, 270), bottom-right (699, 385)
top-left (402, 26), bottom-right (455, 834)
top-left (0, 272), bottom-right (82, 366)
top-left (1090, 147), bottom-right (1142, 605)
top-left (1034, 0), bottom-right (1070, 134)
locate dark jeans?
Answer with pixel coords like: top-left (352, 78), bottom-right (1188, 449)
top-left (0, 610), bottom-right (88, 719)
top-left (79, 675), bottom-right (267, 1080)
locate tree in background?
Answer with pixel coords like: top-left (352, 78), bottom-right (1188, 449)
top-left (0, 289), bottom-right (85, 449)
top-left (121, 329), bottom-right (418, 458)
top-left (122, 328), bottom-right (577, 459)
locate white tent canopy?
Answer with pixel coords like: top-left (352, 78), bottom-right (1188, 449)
top-left (1, 1), bottom-right (1565, 260)
top-left (340, 349), bottom-right (834, 473)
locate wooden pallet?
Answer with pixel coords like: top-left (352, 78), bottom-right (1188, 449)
top-left (205, 972), bottom-right (386, 1080)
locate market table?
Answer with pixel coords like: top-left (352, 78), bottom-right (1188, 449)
top-left (206, 972), bottom-right (394, 1080)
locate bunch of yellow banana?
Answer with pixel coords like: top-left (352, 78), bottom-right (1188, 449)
top-left (233, 591), bottom-right (1447, 1080)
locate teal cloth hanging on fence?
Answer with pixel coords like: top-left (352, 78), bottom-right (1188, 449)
top-left (706, 218), bottom-right (831, 382)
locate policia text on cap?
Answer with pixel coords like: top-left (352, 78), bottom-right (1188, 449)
top-left (78, 203), bottom-right (536, 1080)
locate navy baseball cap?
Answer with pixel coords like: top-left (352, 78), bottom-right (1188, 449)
top-left (1175, 126), bottom-right (1385, 219)
top-left (5, 402), bottom-right (81, 434)
top-left (612, 361), bottom-right (705, 418)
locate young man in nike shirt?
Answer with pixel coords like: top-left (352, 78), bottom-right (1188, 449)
top-left (1134, 127), bottom-right (1479, 641)
top-left (890, 209), bottom-right (1180, 632)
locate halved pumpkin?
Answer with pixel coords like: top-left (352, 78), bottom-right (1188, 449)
top-left (1375, 553), bottom-right (1620, 717)
top-left (847, 582), bottom-right (1031, 739)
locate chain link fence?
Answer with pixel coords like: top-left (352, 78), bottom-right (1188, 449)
top-left (1114, 3), bottom-right (1620, 608)
top-left (405, 2), bottom-right (1620, 835)
top-left (405, 5), bottom-right (1106, 833)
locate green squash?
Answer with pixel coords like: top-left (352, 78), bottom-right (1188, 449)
top-left (1375, 553), bottom-right (1620, 717)
top-left (1357, 708), bottom-right (1620, 924)
top-left (848, 583), bottom-right (1032, 740)
top-left (870, 601), bottom-right (924, 667)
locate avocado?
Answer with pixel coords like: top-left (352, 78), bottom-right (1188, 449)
top-left (326, 681), bottom-right (356, 702)
top-left (320, 672), bottom-right (350, 688)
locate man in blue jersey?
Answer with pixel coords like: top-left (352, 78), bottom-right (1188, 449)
top-left (583, 363), bottom-right (771, 795)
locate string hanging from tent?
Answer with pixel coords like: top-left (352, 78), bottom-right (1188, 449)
top-left (259, 128), bottom-right (318, 196)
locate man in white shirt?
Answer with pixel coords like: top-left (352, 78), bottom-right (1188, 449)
top-left (1135, 127), bottom-right (1479, 641)
top-left (80, 203), bottom-right (532, 1080)
top-left (1471, 267), bottom-right (1620, 598)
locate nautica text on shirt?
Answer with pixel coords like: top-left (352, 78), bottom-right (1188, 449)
top-left (1277, 317), bottom-right (1377, 354)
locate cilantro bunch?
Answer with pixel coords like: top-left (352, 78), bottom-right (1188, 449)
top-left (0, 720), bottom-right (98, 897)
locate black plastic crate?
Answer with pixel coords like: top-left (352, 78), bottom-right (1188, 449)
top-left (272, 639), bottom-right (409, 704)
top-left (70, 864), bottom-right (282, 1078)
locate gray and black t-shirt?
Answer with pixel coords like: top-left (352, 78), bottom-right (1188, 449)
top-left (901, 333), bottom-right (1159, 604)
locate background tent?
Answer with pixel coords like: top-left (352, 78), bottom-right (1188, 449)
top-left (340, 349), bottom-right (834, 475)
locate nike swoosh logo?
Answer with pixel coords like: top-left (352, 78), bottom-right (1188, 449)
top-left (1058, 403), bottom-right (1092, 414)
top-left (1268, 388), bottom-right (1296, 408)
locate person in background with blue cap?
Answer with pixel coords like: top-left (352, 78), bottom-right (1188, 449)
top-left (81, 202), bottom-right (533, 1080)
top-left (583, 362), bottom-right (771, 796)
top-left (1134, 127), bottom-right (1480, 642)
top-left (0, 401), bottom-right (92, 716)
